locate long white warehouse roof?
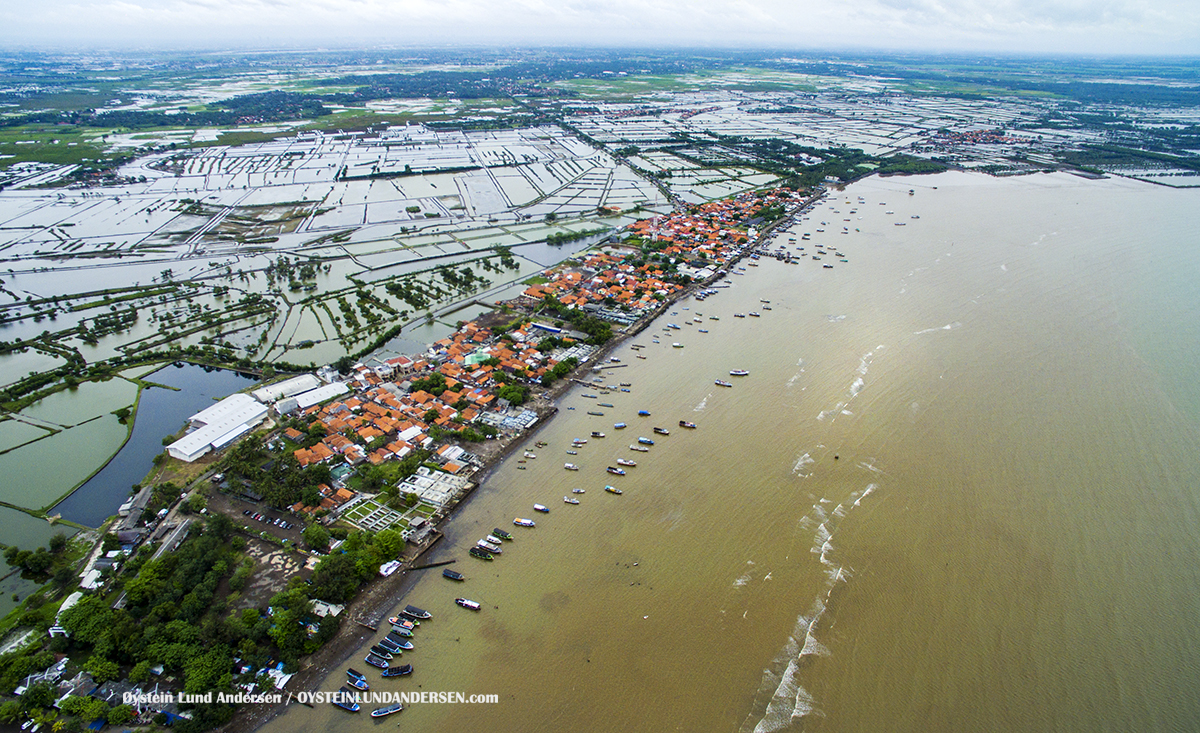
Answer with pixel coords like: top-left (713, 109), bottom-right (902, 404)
top-left (252, 374), bottom-right (322, 403)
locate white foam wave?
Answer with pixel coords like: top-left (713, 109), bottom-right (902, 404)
top-left (849, 377), bottom-right (864, 396)
top-left (800, 633), bottom-right (831, 657)
top-left (826, 314), bottom-right (846, 322)
top-left (785, 373), bottom-right (800, 388)
top-left (734, 572), bottom-right (751, 588)
top-left (792, 453), bottom-right (814, 476)
top-left (854, 483), bottom-right (878, 507)
top-left (695, 395), bottom-right (708, 411)
top-left (914, 321), bottom-right (962, 335)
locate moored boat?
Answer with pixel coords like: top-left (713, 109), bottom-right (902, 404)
top-left (456, 598), bottom-right (482, 611)
top-left (469, 546), bottom-right (494, 561)
top-left (382, 664), bottom-right (413, 677)
top-left (653, 427), bottom-right (669, 435)
top-left (564, 496), bottom-right (580, 504)
top-left (591, 431), bottom-right (605, 438)
top-left (638, 409), bottom-right (651, 416)
top-left (638, 437), bottom-right (655, 445)
top-left (346, 675), bottom-right (368, 691)
top-left (387, 617), bottom-right (417, 629)
top-left (572, 488), bottom-right (586, 494)
top-left (629, 445), bottom-right (649, 452)
top-left (347, 668), bottom-right (366, 681)
top-left (679, 420), bottom-right (697, 429)
top-left (370, 645), bottom-right (393, 659)
top-left (605, 485), bottom-right (623, 495)
top-left (485, 534), bottom-right (504, 545)
top-left (477, 540), bottom-right (502, 554)
top-left (364, 654), bottom-right (389, 669)
top-left (607, 466), bottom-right (626, 475)
top-left (564, 463), bottom-right (580, 471)
top-left (514, 518), bottom-right (536, 527)
top-left (492, 528), bottom-right (514, 540)
top-left (587, 411), bottom-right (604, 416)
top-left (614, 422), bottom-right (627, 429)
top-left (371, 703), bottom-right (403, 717)
top-left (616, 458), bottom-right (636, 467)
top-left (402, 605), bottom-right (431, 620)
top-left (443, 568), bottom-right (464, 581)
top-left (715, 380), bottom-right (732, 387)
top-left (388, 638), bottom-right (414, 651)
top-left (333, 697), bottom-right (361, 713)
top-left (533, 504), bottom-right (550, 513)
top-left (730, 369), bottom-right (750, 376)
top-left (672, 342), bottom-right (684, 348)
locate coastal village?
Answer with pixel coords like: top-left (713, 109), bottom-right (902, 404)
top-left (0, 185), bottom-right (806, 731)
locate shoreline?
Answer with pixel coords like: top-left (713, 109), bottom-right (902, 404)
top-left (230, 187), bottom-right (826, 733)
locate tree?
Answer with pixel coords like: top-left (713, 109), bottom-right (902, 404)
top-left (187, 493), bottom-right (207, 514)
top-left (303, 524), bottom-right (330, 552)
top-left (48, 532), bottom-right (69, 553)
top-left (84, 655), bottom-right (120, 684)
top-left (107, 705), bottom-right (135, 726)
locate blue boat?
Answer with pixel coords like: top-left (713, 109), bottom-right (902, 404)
top-left (346, 668), bottom-right (366, 681)
top-left (638, 437), bottom-right (655, 445)
top-left (371, 703), bottom-right (403, 717)
top-left (638, 410), bottom-right (651, 416)
top-left (364, 654), bottom-right (388, 669)
top-left (614, 422), bottom-right (627, 429)
top-left (382, 664), bottom-right (413, 677)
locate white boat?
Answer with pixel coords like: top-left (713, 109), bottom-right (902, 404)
top-left (730, 369), bottom-right (749, 376)
top-left (616, 458), bottom-right (636, 467)
top-left (456, 598), bottom-right (481, 611)
top-left (477, 540), bottom-right (502, 554)
top-left (630, 445), bottom-right (650, 452)
top-left (564, 463), bottom-right (580, 471)
top-left (566, 450), bottom-right (578, 455)
top-left (523, 452), bottom-right (536, 459)
top-left (533, 504), bottom-right (550, 513)
top-left (564, 496), bottom-right (580, 505)
top-left (486, 535), bottom-right (504, 545)
top-left (672, 343), bottom-right (684, 348)
top-left (572, 488), bottom-right (586, 494)
top-left (514, 518), bottom-right (536, 527)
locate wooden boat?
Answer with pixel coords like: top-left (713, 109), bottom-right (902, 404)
top-left (653, 427), bottom-right (669, 435)
top-left (679, 421), bottom-right (697, 429)
top-left (572, 488), bottom-right (586, 494)
top-left (564, 496), bottom-right (580, 504)
top-left (607, 466), bottom-right (626, 476)
top-left (469, 546), bottom-right (494, 561)
top-left (629, 445), bottom-right (649, 452)
top-left (598, 403), bottom-right (614, 408)
top-left (730, 369), bottom-right (749, 376)
top-left (371, 703), bottom-right (403, 717)
top-left (388, 638), bottom-right (414, 651)
top-left (387, 617), bottom-right (417, 629)
top-left (401, 605), bottom-right (431, 620)
top-left (346, 668), bottom-right (366, 681)
top-left (587, 411), bottom-right (604, 416)
top-left (491, 528), bottom-right (513, 540)
top-left (443, 569), bottom-right (464, 581)
top-left (378, 639), bottom-right (402, 654)
top-left (715, 380), bottom-right (732, 387)
top-left (346, 676), bottom-right (368, 691)
top-left (333, 696), bottom-right (361, 713)
top-left (369, 645), bottom-right (393, 659)
top-left (591, 431), bottom-right (605, 438)
top-left (382, 664), bottom-right (413, 677)
top-left (533, 504), bottom-right (550, 513)
top-left (616, 458), bottom-right (636, 467)
top-left (605, 485), bottom-right (623, 495)
top-left (456, 598), bottom-right (482, 611)
top-left (364, 654), bottom-right (389, 669)
top-left (385, 631), bottom-right (411, 645)
top-left (513, 518), bottom-right (536, 527)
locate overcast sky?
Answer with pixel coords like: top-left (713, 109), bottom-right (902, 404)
top-left (1, 0), bottom-right (1198, 56)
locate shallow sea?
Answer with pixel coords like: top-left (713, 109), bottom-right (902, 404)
top-left (261, 171), bottom-right (1200, 733)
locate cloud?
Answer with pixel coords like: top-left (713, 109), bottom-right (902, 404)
top-left (0, 0), bottom-right (1196, 53)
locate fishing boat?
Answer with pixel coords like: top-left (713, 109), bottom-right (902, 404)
top-left (630, 445), bottom-right (649, 452)
top-left (715, 380), bottom-right (733, 387)
top-left (638, 410), bottom-right (651, 416)
top-left (382, 664), bottom-right (413, 677)
top-left (605, 485), bottom-right (623, 495)
top-left (347, 668), bottom-right (366, 681)
top-left (369, 645), bottom-right (393, 659)
top-left (333, 696), bottom-right (361, 713)
top-left (523, 452), bottom-right (536, 459)
top-left (621, 387), bottom-right (632, 391)
top-left (636, 355), bottom-right (647, 359)
top-left (679, 420), bottom-right (697, 429)
top-left (614, 422), bottom-right (627, 429)
top-left (762, 306), bottom-right (772, 310)
top-left (638, 437), bottom-right (655, 446)
top-left (533, 504), bottom-right (550, 513)
top-left (653, 427), bottom-right (669, 435)
top-left (598, 402), bottom-right (614, 408)
top-left (513, 518), bottom-right (536, 527)
top-left (616, 458), bottom-right (636, 467)
top-left (485, 534), bottom-right (505, 545)
top-left (346, 676), bottom-right (369, 691)
top-left (591, 431), bottom-right (605, 438)
top-left (386, 625), bottom-right (413, 637)
top-left (387, 617), bottom-right (417, 629)
top-left (672, 343), bottom-right (684, 348)
top-left (371, 703), bottom-right (403, 717)
top-left (620, 382), bottom-right (631, 386)
top-left (492, 528), bottom-right (514, 540)
top-left (364, 654), bottom-right (389, 669)
top-left (566, 449), bottom-right (578, 455)
top-left (710, 316), bottom-right (720, 320)
top-left (401, 605), bottom-right (431, 620)
top-left (469, 547), bottom-right (494, 561)
top-left (385, 630), bottom-right (411, 644)
top-left (564, 463), bottom-right (580, 471)
top-left (572, 438), bottom-right (588, 445)
top-left (607, 466), bottom-right (626, 476)
top-left (698, 329), bottom-right (709, 333)
top-left (378, 638), bottom-right (402, 654)
top-left (443, 568), bottom-right (464, 581)
top-left (564, 496), bottom-right (580, 504)
top-left (477, 540), bottom-right (502, 554)
top-left (734, 313), bottom-right (746, 318)
top-left (824, 264), bottom-right (834, 269)
top-left (389, 638), bottom-right (414, 651)
top-left (749, 312), bottom-right (760, 317)
top-left (456, 598), bottom-right (482, 611)
top-left (587, 411), bottom-right (604, 416)
top-left (730, 369), bottom-right (749, 376)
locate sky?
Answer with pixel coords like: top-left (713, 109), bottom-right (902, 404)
top-left (1, 0), bottom-right (1198, 56)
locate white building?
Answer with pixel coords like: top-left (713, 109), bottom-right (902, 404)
top-left (251, 374), bottom-right (322, 403)
top-left (167, 393), bottom-right (269, 462)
